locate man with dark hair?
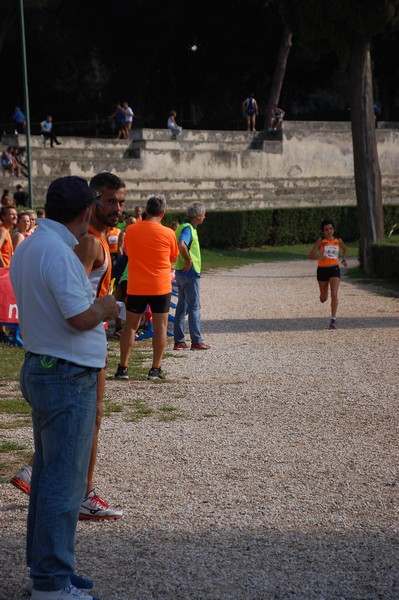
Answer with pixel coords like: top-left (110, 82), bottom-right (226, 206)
top-left (115, 195), bottom-right (179, 380)
top-left (13, 183), bottom-right (29, 207)
top-left (10, 176), bottom-right (118, 599)
top-left (0, 205), bottom-right (18, 267)
top-left (74, 171), bottom-right (125, 520)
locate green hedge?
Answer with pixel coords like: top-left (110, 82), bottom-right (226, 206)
top-left (164, 204), bottom-right (399, 249)
top-left (372, 241), bottom-right (399, 280)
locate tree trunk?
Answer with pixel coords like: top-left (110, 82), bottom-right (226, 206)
top-left (264, 24), bottom-right (292, 130)
top-left (350, 38), bottom-right (384, 276)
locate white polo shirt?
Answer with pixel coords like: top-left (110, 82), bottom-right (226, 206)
top-left (10, 218), bottom-right (107, 368)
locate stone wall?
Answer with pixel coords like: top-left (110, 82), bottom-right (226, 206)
top-left (2, 121), bottom-right (399, 211)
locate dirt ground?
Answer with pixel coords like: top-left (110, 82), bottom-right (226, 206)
top-left (1, 259), bottom-right (398, 600)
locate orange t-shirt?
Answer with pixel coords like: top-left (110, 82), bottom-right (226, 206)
top-left (0, 228), bottom-right (13, 268)
top-left (124, 221), bottom-right (179, 295)
top-left (318, 237), bottom-right (340, 267)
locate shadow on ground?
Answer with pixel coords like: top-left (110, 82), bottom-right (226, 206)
top-left (202, 316), bottom-right (399, 334)
top-left (1, 525), bottom-right (397, 599)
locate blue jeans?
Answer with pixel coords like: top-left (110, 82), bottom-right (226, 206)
top-left (20, 353), bottom-right (97, 592)
top-left (173, 273), bottom-right (203, 344)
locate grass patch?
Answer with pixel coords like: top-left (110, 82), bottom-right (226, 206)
top-left (0, 345), bottom-right (24, 380)
top-left (0, 440), bottom-right (26, 453)
top-left (103, 402), bottom-right (123, 416)
top-left (346, 266), bottom-right (399, 296)
top-left (124, 400), bottom-right (155, 422)
top-left (0, 397), bottom-right (31, 415)
top-left (201, 244), bottom-right (358, 272)
top-left (158, 405), bottom-right (185, 422)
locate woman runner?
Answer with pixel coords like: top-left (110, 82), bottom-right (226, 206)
top-left (308, 219), bottom-right (347, 329)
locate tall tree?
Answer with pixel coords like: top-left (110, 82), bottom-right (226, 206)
top-left (284, 0), bottom-right (399, 275)
top-left (264, 12), bottom-right (292, 130)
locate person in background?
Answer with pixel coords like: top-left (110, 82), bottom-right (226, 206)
top-left (1, 189), bottom-right (15, 207)
top-left (12, 211), bottom-right (31, 250)
top-left (0, 205), bottom-right (18, 267)
top-left (108, 103), bottom-right (126, 139)
top-left (10, 176), bottom-right (118, 599)
top-left (14, 183), bottom-right (29, 207)
top-left (123, 101), bottom-right (134, 136)
top-left (270, 104), bottom-right (285, 131)
top-left (40, 115), bottom-right (61, 147)
top-left (242, 93), bottom-right (259, 132)
top-left (13, 106), bottom-right (26, 133)
top-left (173, 202), bottom-right (210, 351)
top-left (308, 218), bottom-right (347, 330)
top-left (37, 208), bottom-right (46, 218)
top-left (115, 195), bottom-right (178, 380)
top-left (26, 209), bottom-right (38, 235)
top-left (167, 110), bottom-right (182, 139)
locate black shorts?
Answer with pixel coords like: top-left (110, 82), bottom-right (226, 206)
top-left (317, 265), bottom-right (341, 282)
top-left (126, 293), bottom-right (171, 314)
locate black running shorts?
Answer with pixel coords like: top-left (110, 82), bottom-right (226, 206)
top-left (126, 293), bottom-right (171, 314)
top-left (317, 265), bottom-right (341, 281)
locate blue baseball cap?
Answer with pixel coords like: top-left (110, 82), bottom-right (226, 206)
top-left (46, 176), bottom-right (102, 211)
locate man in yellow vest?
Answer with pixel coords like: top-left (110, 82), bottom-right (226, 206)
top-left (173, 202), bottom-right (210, 351)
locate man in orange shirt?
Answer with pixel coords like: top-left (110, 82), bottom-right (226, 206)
top-left (0, 205), bottom-right (18, 267)
top-left (115, 195), bottom-right (178, 380)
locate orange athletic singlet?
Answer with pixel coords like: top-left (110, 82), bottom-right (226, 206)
top-left (318, 237), bottom-right (340, 268)
top-left (88, 224), bottom-right (111, 298)
top-left (0, 228), bottom-right (13, 268)
top-left (107, 226), bottom-right (120, 254)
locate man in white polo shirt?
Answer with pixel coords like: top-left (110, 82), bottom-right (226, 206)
top-left (10, 176), bottom-right (118, 600)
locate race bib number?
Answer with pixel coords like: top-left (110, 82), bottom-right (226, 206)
top-left (323, 245), bottom-right (339, 259)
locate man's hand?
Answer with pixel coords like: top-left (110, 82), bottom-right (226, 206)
top-left (95, 295), bottom-right (119, 321)
top-left (67, 295), bottom-right (119, 331)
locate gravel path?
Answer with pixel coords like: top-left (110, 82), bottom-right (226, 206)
top-left (1, 259), bottom-right (398, 600)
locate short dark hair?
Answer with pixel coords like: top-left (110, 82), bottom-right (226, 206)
top-left (0, 206), bottom-right (16, 218)
top-left (89, 172), bottom-right (125, 193)
top-left (321, 219), bottom-right (334, 230)
top-left (146, 195), bottom-right (166, 216)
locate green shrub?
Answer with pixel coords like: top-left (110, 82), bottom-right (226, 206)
top-left (372, 242), bottom-right (399, 280)
top-left (165, 204), bottom-right (398, 249)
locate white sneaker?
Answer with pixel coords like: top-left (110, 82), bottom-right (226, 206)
top-left (11, 464), bottom-right (32, 494)
top-left (79, 489), bottom-right (123, 521)
top-left (31, 584), bottom-right (99, 599)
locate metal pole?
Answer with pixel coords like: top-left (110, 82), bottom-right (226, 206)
top-left (19, 0), bottom-right (33, 209)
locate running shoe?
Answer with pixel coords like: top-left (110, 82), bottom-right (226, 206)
top-left (329, 319), bottom-right (337, 330)
top-left (147, 367), bottom-right (165, 380)
top-left (114, 365), bottom-right (128, 379)
top-left (31, 585), bottom-right (99, 599)
top-left (190, 342), bottom-right (211, 351)
top-left (173, 341), bottom-right (188, 351)
top-left (11, 464), bottom-right (32, 495)
top-left (79, 490), bottom-right (123, 521)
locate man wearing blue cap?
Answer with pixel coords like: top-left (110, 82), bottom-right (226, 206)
top-left (10, 176), bottom-right (118, 600)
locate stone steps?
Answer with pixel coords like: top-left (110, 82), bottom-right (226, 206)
top-left (2, 123), bottom-right (399, 211)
